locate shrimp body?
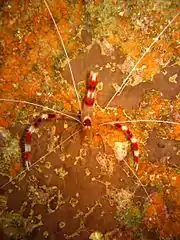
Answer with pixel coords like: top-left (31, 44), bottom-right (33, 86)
top-left (81, 71), bottom-right (99, 129)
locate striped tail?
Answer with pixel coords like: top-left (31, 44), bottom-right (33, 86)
top-left (114, 123), bottom-right (139, 171)
top-left (81, 71), bottom-right (99, 128)
top-left (83, 71), bottom-right (99, 107)
top-left (23, 113), bottom-right (64, 170)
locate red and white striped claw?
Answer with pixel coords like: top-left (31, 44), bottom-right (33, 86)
top-left (23, 113), bottom-right (59, 169)
top-left (114, 123), bottom-right (139, 171)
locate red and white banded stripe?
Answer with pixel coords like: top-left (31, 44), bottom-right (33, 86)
top-left (114, 123), bottom-right (139, 171)
top-left (81, 71), bottom-right (99, 129)
top-left (83, 71), bottom-right (98, 106)
top-left (86, 71), bottom-right (99, 91)
top-left (23, 72), bottom-right (139, 171)
top-left (83, 89), bottom-right (96, 106)
top-left (24, 113), bottom-right (63, 170)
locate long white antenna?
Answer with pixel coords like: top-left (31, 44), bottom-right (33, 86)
top-left (0, 98), bottom-right (82, 124)
top-left (100, 119), bottom-right (180, 126)
top-left (43, 0), bottom-right (81, 111)
top-left (105, 11), bottom-right (180, 109)
top-left (0, 127), bottom-right (81, 189)
top-left (121, 158), bottom-right (150, 200)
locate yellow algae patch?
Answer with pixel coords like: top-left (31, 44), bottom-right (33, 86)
top-left (169, 125), bottom-right (180, 140)
top-left (138, 91), bottom-right (171, 119)
top-left (138, 161), bottom-right (180, 191)
top-left (107, 34), bottom-right (121, 46)
top-left (144, 189), bottom-right (180, 238)
top-left (98, 125), bottom-right (127, 149)
top-left (1, 0), bottom-right (84, 127)
top-left (139, 51), bottom-right (161, 80)
top-left (92, 106), bottom-right (129, 148)
top-left (111, 9), bottom-right (179, 82)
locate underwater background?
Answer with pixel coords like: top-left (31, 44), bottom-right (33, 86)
top-left (0, 1), bottom-right (180, 239)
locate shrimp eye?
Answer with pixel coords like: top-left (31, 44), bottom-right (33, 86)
top-left (83, 118), bottom-right (92, 127)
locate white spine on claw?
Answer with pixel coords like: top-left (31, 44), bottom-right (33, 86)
top-left (25, 144), bottom-right (31, 152)
top-left (134, 150), bottom-right (139, 157)
top-left (87, 91), bottom-right (91, 98)
top-left (131, 137), bottom-right (137, 143)
top-left (92, 72), bottom-right (97, 81)
top-left (64, 122), bottom-right (68, 129)
top-left (28, 126), bottom-right (36, 133)
top-left (41, 114), bottom-right (49, 119)
top-left (91, 91), bottom-right (95, 98)
top-left (121, 125), bottom-right (128, 131)
top-left (87, 90), bottom-right (95, 99)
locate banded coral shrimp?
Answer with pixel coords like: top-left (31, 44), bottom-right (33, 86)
top-left (0, 0), bottom-right (180, 239)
